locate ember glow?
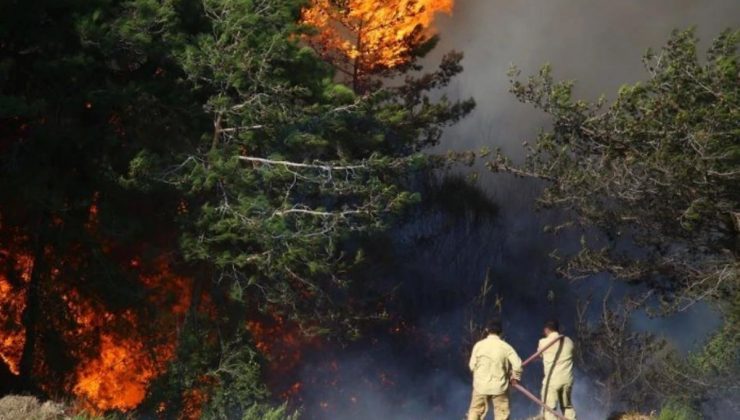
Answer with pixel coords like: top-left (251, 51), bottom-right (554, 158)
top-left (246, 315), bottom-right (321, 399)
top-left (301, 0), bottom-right (454, 80)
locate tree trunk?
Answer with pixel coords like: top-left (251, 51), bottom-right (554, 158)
top-left (0, 360), bottom-right (17, 394)
top-left (352, 24), bottom-right (364, 94)
top-left (17, 216), bottom-right (46, 394)
top-left (187, 266), bottom-right (206, 324)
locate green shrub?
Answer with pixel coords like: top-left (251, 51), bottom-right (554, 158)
top-left (657, 400), bottom-right (701, 420)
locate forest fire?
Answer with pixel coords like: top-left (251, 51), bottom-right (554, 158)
top-left (0, 207), bottom-right (192, 412)
top-left (0, 201), bottom-right (332, 415)
top-left (69, 257), bottom-right (191, 412)
top-left (4, 0), bottom-right (738, 418)
top-left (301, 0), bottom-right (454, 89)
top-left (0, 0), bottom-right (469, 415)
top-left (0, 0), bottom-right (461, 413)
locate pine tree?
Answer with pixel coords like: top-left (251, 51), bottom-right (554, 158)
top-left (492, 29), bottom-right (738, 309)
top-left (160, 0), bottom-right (472, 331)
top-left (142, 0), bottom-right (472, 414)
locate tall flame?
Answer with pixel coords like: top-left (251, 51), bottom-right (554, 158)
top-left (301, 0), bottom-right (453, 86)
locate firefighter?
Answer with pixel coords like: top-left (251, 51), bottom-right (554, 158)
top-left (467, 319), bottom-right (522, 420)
top-left (538, 319), bottom-right (576, 420)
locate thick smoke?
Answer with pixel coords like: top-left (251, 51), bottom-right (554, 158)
top-left (298, 1), bottom-right (739, 419)
top-left (433, 0), bottom-right (740, 156)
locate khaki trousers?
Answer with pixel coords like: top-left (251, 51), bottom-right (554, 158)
top-left (466, 389), bottom-right (510, 420)
top-left (541, 382), bottom-right (576, 420)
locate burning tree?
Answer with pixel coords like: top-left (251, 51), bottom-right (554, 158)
top-left (1, 0), bottom-right (473, 416)
top-left (157, 0), bottom-right (472, 334)
top-left (144, 0), bottom-right (472, 415)
top-left (301, 0), bottom-right (454, 92)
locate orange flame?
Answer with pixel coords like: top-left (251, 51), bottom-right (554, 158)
top-left (72, 334), bottom-right (165, 411)
top-left (70, 257), bottom-right (191, 412)
top-left (0, 253), bottom-right (33, 375)
top-left (301, 0), bottom-right (453, 85)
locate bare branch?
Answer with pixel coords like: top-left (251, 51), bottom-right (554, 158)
top-left (238, 156), bottom-right (370, 171)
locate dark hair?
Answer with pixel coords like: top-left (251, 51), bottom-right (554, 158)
top-left (486, 319), bottom-right (503, 335)
top-left (544, 319), bottom-right (560, 332)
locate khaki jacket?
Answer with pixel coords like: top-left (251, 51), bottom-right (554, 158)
top-left (538, 332), bottom-right (575, 387)
top-left (469, 334), bottom-right (522, 395)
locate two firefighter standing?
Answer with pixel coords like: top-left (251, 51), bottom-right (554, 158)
top-left (467, 319), bottom-right (576, 420)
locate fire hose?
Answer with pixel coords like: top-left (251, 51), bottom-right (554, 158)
top-left (522, 334), bottom-right (564, 367)
top-left (511, 382), bottom-right (566, 420)
top-left (510, 335), bottom-right (568, 420)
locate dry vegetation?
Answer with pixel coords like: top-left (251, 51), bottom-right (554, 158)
top-left (607, 413), bottom-right (656, 420)
top-left (0, 396), bottom-right (68, 420)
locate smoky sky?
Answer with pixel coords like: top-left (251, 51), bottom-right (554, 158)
top-left (433, 0), bottom-right (740, 156)
top-left (298, 2), bottom-right (739, 419)
top-left (428, 0), bottom-right (737, 348)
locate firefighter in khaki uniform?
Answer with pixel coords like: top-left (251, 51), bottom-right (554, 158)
top-left (538, 320), bottom-right (576, 420)
top-left (467, 319), bottom-right (522, 420)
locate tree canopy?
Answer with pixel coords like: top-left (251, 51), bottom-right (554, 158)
top-left (492, 29), bottom-right (739, 310)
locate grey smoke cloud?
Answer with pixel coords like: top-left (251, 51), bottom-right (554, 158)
top-left (434, 0), bottom-right (740, 156)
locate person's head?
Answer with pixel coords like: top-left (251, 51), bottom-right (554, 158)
top-left (543, 319), bottom-right (560, 336)
top-left (485, 319), bottom-right (503, 336)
